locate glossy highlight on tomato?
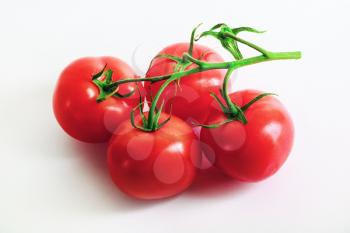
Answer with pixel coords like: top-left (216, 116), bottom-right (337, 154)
top-left (200, 90), bottom-right (294, 182)
top-left (53, 57), bottom-right (142, 143)
top-left (107, 113), bottom-right (201, 200)
top-left (145, 43), bottom-right (225, 123)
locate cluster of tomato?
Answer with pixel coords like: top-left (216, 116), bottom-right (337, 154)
top-left (53, 31), bottom-right (297, 200)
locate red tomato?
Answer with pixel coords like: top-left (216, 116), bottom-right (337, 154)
top-left (53, 57), bottom-right (142, 143)
top-left (145, 43), bottom-right (225, 124)
top-left (200, 90), bottom-right (294, 182)
top-left (107, 113), bottom-right (201, 199)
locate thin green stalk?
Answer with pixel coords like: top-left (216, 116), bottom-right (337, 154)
top-left (106, 51), bottom-right (300, 90)
top-left (92, 23), bottom-right (302, 131)
top-left (222, 68), bottom-right (238, 115)
top-left (146, 50), bottom-right (300, 129)
top-left (100, 49), bottom-right (300, 130)
top-left (146, 67), bottom-right (201, 129)
top-left (234, 51), bottom-right (301, 68)
top-left (108, 52), bottom-right (301, 88)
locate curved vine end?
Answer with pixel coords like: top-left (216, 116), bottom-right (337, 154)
top-left (188, 23), bottom-right (203, 56)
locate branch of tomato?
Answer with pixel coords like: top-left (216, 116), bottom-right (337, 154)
top-left (92, 23), bottom-right (301, 131)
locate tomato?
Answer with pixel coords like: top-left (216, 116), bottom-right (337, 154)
top-left (200, 90), bottom-right (294, 182)
top-left (145, 43), bottom-right (225, 124)
top-left (107, 113), bottom-right (201, 199)
top-left (53, 57), bottom-right (142, 143)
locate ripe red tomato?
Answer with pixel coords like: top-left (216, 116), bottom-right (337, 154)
top-left (145, 43), bottom-right (225, 124)
top-left (53, 57), bottom-right (142, 143)
top-left (107, 113), bottom-right (201, 199)
top-left (200, 90), bottom-right (294, 182)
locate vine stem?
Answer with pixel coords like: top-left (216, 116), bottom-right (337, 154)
top-left (104, 50), bottom-right (300, 130)
top-left (147, 66), bottom-right (190, 129)
top-left (222, 68), bottom-right (237, 115)
top-left (157, 51), bottom-right (299, 128)
top-left (107, 51), bottom-right (301, 88)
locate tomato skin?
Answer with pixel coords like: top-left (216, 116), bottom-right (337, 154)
top-left (53, 57), bottom-right (141, 143)
top-left (200, 90), bottom-right (294, 182)
top-left (145, 43), bottom-right (225, 124)
top-left (107, 114), bottom-right (201, 200)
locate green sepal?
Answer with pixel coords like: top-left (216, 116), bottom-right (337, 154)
top-left (210, 92), bottom-right (229, 113)
top-left (153, 101), bottom-right (173, 131)
top-left (104, 69), bottom-right (113, 84)
top-left (196, 31), bottom-right (219, 41)
top-left (197, 24), bottom-right (244, 60)
top-left (241, 93), bottom-right (277, 112)
top-left (92, 64), bottom-right (107, 80)
top-left (147, 91), bottom-right (160, 113)
top-left (220, 25), bottom-right (244, 60)
top-left (155, 115), bottom-right (172, 130)
top-left (155, 54), bottom-right (182, 63)
top-left (234, 106), bottom-right (248, 124)
top-left (192, 118), bottom-right (235, 129)
top-left (153, 100), bottom-right (165, 130)
top-left (113, 89), bottom-right (136, 98)
top-left (221, 37), bottom-right (243, 60)
top-left (210, 23), bottom-right (227, 31)
top-left (92, 68), bottom-right (118, 102)
top-left (135, 84), bottom-right (147, 127)
top-left (93, 79), bottom-right (118, 103)
top-left (222, 32), bottom-right (270, 57)
top-left (92, 68), bottom-right (138, 102)
top-left (193, 91), bottom-right (274, 128)
top-left (130, 103), bottom-right (152, 132)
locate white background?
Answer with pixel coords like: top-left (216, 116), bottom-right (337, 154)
top-left (1, 0), bottom-right (350, 232)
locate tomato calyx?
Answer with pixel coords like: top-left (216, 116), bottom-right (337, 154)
top-left (91, 65), bottom-right (135, 102)
top-left (129, 85), bottom-right (173, 132)
top-left (195, 92), bottom-right (277, 129)
top-left (130, 101), bottom-right (172, 132)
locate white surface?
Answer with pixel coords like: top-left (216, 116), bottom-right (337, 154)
top-left (1, 0), bottom-right (350, 232)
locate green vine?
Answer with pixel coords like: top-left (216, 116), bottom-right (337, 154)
top-left (92, 23), bottom-right (301, 131)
